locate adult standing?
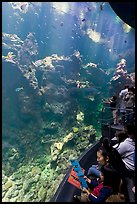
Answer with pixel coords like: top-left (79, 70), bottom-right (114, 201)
top-left (119, 85), bottom-right (129, 125)
top-left (102, 96), bottom-right (118, 125)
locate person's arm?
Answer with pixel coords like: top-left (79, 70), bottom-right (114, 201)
top-left (83, 178), bottom-right (99, 188)
top-left (119, 92), bottom-right (122, 99)
top-left (102, 99), bottom-right (110, 104)
top-left (88, 187), bottom-right (112, 202)
top-left (84, 176), bottom-right (91, 183)
top-left (82, 187), bottom-right (90, 195)
top-left (116, 141), bottom-right (127, 156)
top-left (104, 101), bottom-right (110, 104)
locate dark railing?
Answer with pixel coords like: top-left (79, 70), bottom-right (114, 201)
top-left (99, 106), bottom-right (134, 124)
top-left (98, 106), bottom-right (135, 137)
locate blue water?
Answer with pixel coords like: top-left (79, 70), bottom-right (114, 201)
top-left (2, 2), bottom-right (135, 202)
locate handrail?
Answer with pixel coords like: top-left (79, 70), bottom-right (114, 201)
top-left (101, 106), bottom-right (134, 111)
top-left (97, 106), bottom-right (135, 137)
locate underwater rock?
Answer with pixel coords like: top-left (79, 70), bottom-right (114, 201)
top-left (63, 132), bottom-right (74, 143)
top-left (11, 189), bottom-right (19, 198)
top-left (2, 33), bottom-right (23, 51)
top-left (18, 33), bottom-right (38, 65)
top-left (72, 127), bottom-right (79, 133)
top-left (83, 125), bottom-right (94, 132)
top-left (23, 180), bottom-right (30, 192)
top-left (17, 188), bottom-right (25, 200)
top-left (45, 173), bottom-right (64, 202)
top-left (31, 166), bottom-right (41, 176)
top-left (54, 142), bottom-right (63, 150)
top-left (2, 197), bottom-right (10, 202)
top-left (76, 139), bottom-right (90, 151)
top-left (50, 142), bottom-right (64, 161)
top-left (52, 155), bottom-right (58, 161)
top-left (9, 196), bottom-right (18, 202)
top-left (2, 176), bottom-right (8, 185)
top-left (48, 102), bottom-right (66, 115)
top-left (109, 73), bottom-right (135, 95)
top-left (108, 59), bottom-right (135, 95)
top-left (85, 66), bottom-right (109, 87)
top-left (23, 177), bottom-right (36, 192)
top-left (22, 192), bottom-right (34, 202)
top-left (76, 111), bottom-right (84, 122)
top-left (2, 130), bottom-right (96, 202)
top-left (40, 171), bottom-right (47, 181)
top-left (2, 191), bottom-right (6, 198)
top-left (38, 186), bottom-right (47, 201)
top-left (3, 180), bottom-right (13, 190)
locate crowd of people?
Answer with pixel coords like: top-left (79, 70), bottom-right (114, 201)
top-left (72, 82), bottom-right (135, 202)
top-left (73, 121), bottom-right (135, 202)
top-left (102, 85), bottom-right (135, 126)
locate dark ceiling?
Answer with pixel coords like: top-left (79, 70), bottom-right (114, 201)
top-left (109, 2), bottom-right (135, 29)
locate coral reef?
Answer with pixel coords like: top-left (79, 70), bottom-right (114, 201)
top-left (109, 59), bottom-right (135, 95)
top-left (2, 124), bottom-right (97, 202)
top-left (2, 33), bottom-right (135, 202)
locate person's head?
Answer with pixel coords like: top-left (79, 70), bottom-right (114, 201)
top-left (128, 85), bottom-right (135, 93)
top-left (99, 140), bottom-right (131, 178)
top-left (112, 95), bottom-right (117, 101)
top-left (124, 85), bottom-right (129, 89)
top-left (121, 59), bottom-right (126, 64)
top-left (100, 137), bottom-right (111, 149)
top-left (101, 165), bottom-right (121, 193)
top-left (115, 131), bottom-right (127, 144)
top-left (97, 147), bottom-right (110, 166)
top-left (124, 124), bottom-right (135, 140)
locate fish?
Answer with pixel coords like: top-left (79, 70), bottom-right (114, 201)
top-left (60, 22), bottom-right (63, 26)
top-left (100, 5), bottom-right (103, 10)
top-left (52, 25), bottom-right (56, 29)
top-left (69, 87), bottom-right (100, 98)
top-left (15, 87), bottom-right (24, 92)
top-left (87, 7), bottom-right (91, 12)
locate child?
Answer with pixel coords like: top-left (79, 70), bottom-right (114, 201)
top-left (73, 165), bottom-right (121, 202)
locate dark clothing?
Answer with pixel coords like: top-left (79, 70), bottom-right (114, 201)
top-left (110, 147), bottom-right (133, 178)
top-left (110, 100), bottom-right (118, 124)
top-left (88, 180), bottom-right (112, 202)
top-left (110, 101), bottom-right (117, 110)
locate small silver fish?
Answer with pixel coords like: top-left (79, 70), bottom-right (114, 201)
top-left (15, 87), bottom-right (23, 92)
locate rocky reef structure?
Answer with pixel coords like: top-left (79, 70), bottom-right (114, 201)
top-left (2, 125), bottom-right (96, 202)
top-left (109, 59), bottom-right (135, 95)
top-left (2, 32), bottom-right (135, 201)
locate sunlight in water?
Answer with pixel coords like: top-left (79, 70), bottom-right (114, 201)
top-left (9, 2), bottom-right (29, 13)
top-left (87, 28), bottom-right (101, 43)
top-left (51, 2), bottom-right (70, 15)
top-left (123, 23), bottom-right (132, 33)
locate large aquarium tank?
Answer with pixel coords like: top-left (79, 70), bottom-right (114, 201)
top-left (2, 2), bottom-right (135, 202)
